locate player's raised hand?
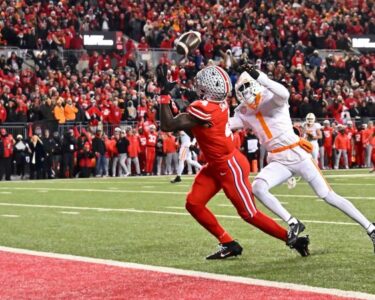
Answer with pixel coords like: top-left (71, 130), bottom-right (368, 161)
top-left (238, 63), bottom-right (260, 79)
top-left (160, 81), bottom-right (177, 96)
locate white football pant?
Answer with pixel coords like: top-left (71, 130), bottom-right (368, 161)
top-left (252, 157), bottom-right (373, 232)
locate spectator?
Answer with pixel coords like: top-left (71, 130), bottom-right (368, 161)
top-left (92, 129), bottom-right (106, 177)
top-left (155, 133), bottom-right (165, 176)
top-left (127, 127), bottom-right (141, 176)
top-left (28, 135), bottom-right (45, 179)
top-left (111, 128), bottom-right (121, 177)
top-left (334, 125), bottom-right (349, 169)
top-left (64, 98), bottom-right (78, 123)
top-left (77, 142), bottom-right (95, 178)
top-left (116, 129), bottom-right (130, 176)
top-left (0, 128), bottom-right (14, 180)
top-left (40, 98), bottom-right (55, 121)
top-left (61, 129), bottom-right (76, 178)
top-left (163, 132), bottom-right (178, 175)
top-left (53, 98), bottom-right (66, 124)
top-left (42, 129), bottom-right (55, 179)
top-left (13, 134), bottom-right (29, 179)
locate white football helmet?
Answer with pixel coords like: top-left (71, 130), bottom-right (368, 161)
top-left (235, 71), bottom-right (263, 105)
top-left (306, 113), bottom-right (316, 125)
top-left (195, 66), bottom-right (232, 102)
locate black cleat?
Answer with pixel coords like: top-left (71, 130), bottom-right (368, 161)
top-left (206, 241), bottom-right (243, 260)
top-left (290, 236), bottom-right (310, 257)
top-left (368, 223), bottom-right (375, 254)
top-left (287, 220), bottom-right (306, 246)
top-left (170, 176), bottom-right (182, 183)
top-left (289, 235), bottom-right (310, 257)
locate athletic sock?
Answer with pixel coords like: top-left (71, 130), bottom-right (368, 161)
top-left (248, 211), bottom-right (288, 242)
top-left (367, 223), bottom-right (375, 234)
top-left (287, 217), bottom-right (298, 226)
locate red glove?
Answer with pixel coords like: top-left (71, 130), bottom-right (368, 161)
top-left (158, 95), bottom-right (171, 104)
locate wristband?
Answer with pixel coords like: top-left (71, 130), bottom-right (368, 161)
top-left (159, 95), bottom-right (171, 104)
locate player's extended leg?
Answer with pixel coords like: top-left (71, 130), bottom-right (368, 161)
top-left (223, 153), bottom-right (288, 242)
top-left (251, 161), bottom-right (306, 245)
top-left (186, 166), bottom-right (233, 244)
top-left (297, 158), bottom-right (375, 252)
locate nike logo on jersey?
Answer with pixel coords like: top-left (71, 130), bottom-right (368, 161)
top-left (220, 172), bottom-right (227, 176)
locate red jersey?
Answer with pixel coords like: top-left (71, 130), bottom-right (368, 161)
top-left (145, 132), bottom-right (157, 147)
top-left (323, 127), bottom-right (333, 147)
top-left (187, 100), bottom-right (235, 164)
top-left (346, 127), bottom-right (356, 140)
top-left (354, 131), bottom-right (363, 145)
top-left (138, 134), bottom-right (147, 152)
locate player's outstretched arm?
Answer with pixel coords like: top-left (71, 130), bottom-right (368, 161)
top-left (229, 115), bottom-right (245, 130)
top-left (159, 95), bottom-right (201, 132)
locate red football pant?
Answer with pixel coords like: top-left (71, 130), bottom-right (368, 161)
top-left (145, 147), bottom-right (156, 173)
top-left (139, 151), bottom-right (146, 172)
top-left (355, 144), bottom-right (364, 166)
top-left (186, 150), bottom-right (287, 244)
top-left (324, 146), bottom-right (333, 168)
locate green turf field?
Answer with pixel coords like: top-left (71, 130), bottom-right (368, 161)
top-left (0, 170), bottom-right (374, 294)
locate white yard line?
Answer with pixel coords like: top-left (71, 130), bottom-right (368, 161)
top-left (0, 187), bottom-right (373, 200)
top-left (0, 202), bottom-right (360, 226)
top-left (60, 211), bottom-right (80, 215)
top-left (165, 206), bottom-right (186, 210)
top-left (0, 246), bottom-right (372, 300)
top-left (0, 191), bottom-right (12, 194)
top-left (0, 214), bottom-right (19, 218)
top-left (0, 187), bottom-right (187, 195)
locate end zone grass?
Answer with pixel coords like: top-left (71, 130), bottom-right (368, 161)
top-left (0, 170), bottom-right (374, 294)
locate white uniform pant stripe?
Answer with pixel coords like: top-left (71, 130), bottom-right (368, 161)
top-left (232, 157), bottom-right (257, 214)
top-left (228, 158), bottom-right (254, 217)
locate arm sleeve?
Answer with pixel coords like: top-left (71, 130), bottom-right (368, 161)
top-left (257, 72), bottom-right (290, 105)
top-left (186, 101), bottom-right (212, 121)
top-left (229, 114), bottom-right (245, 130)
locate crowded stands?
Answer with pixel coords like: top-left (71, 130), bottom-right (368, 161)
top-left (0, 0), bottom-right (374, 179)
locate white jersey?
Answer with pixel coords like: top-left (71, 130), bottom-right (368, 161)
top-left (230, 72), bottom-right (310, 164)
top-left (302, 122), bottom-right (321, 146)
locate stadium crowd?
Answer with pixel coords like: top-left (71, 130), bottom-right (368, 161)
top-left (0, 0), bottom-right (374, 179)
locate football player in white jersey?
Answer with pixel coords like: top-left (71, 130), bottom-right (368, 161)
top-left (171, 131), bottom-right (202, 183)
top-left (302, 113), bottom-right (322, 163)
top-left (230, 64), bottom-right (375, 252)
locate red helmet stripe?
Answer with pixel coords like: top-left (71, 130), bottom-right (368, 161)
top-left (214, 66), bottom-right (230, 95)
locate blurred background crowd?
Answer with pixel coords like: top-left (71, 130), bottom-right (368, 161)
top-left (0, 0), bottom-right (374, 180)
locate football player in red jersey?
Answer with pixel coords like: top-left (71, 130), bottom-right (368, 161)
top-left (144, 124), bottom-right (158, 175)
top-left (159, 66), bottom-right (309, 259)
top-left (322, 120), bottom-right (334, 169)
top-left (345, 120), bottom-right (357, 167)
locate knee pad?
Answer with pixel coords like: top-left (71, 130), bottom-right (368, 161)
top-left (252, 179), bottom-right (269, 197)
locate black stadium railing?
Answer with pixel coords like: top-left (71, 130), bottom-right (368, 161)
top-left (0, 117), bottom-right (374, 138)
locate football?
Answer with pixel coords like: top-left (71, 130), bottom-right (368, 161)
top-left (175, 30), bottom-right (201, 56)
